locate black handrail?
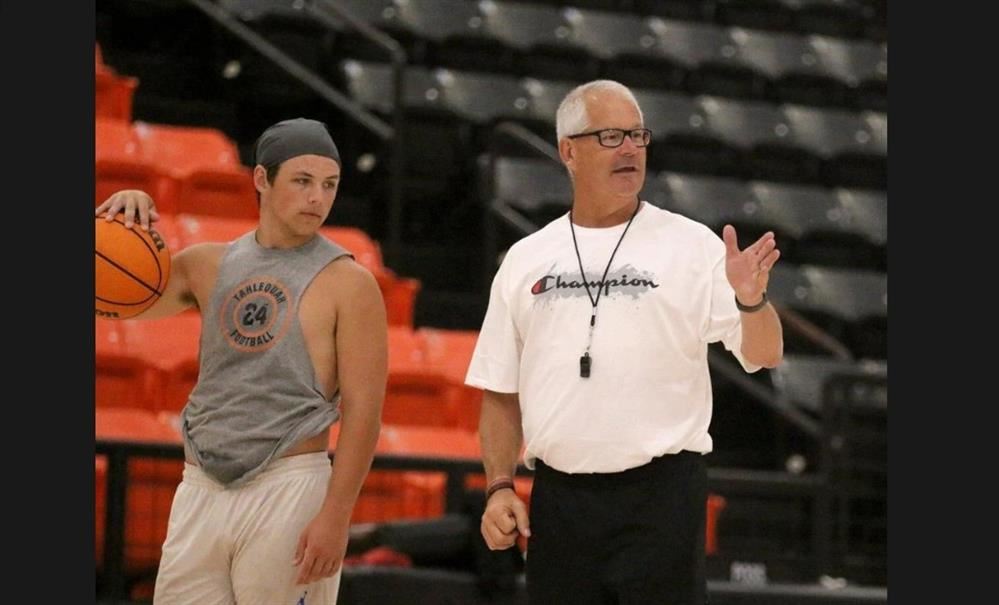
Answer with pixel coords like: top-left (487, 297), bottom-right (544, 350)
top-left (186, 0), bottom-right (407, 268)
top-left (708, 349), bottom-right (821, 437)
top-left (492, 121), bottom-right (560, 162)
top-left (312, 0), bottom-right (407, 267)
top-left (188, 0), bottom-right (392, 140)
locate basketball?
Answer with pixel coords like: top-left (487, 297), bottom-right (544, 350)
top-left (95, 216), bottom-right (171, 319)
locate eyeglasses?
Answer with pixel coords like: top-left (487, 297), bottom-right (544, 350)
top-left (567, 128), bottom-right (652, 148)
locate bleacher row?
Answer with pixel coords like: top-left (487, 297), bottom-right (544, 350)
top-left (232, 0), bottom-right (886, 111)
top-left (103, 46), bottom-right (886, 196)
top-left (341, 59), bottom-right (885, 187)
top-left (492, 157), bottom-right (886, 265)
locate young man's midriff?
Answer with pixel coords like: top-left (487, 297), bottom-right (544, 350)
top-left (184, 427), bottom-right (332, 466)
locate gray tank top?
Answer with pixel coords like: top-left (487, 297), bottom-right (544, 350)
top-left (181, 231), bottom-right (351, 488)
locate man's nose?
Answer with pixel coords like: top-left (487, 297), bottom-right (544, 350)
top-left (618, 135), bottom-right (640, 155)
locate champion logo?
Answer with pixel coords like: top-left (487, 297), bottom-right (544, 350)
top-left (530, 271), bottom-right (660, 297)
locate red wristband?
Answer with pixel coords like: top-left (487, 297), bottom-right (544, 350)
top-left (486, 477), bottom-right (515, 500)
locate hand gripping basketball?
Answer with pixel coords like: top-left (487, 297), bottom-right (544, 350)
top-left (96, 189), bottom-right (161, 232)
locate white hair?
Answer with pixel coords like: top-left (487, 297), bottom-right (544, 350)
top-left (555, 80), bottom-right (643, 143)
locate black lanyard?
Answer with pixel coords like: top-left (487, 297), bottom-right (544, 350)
top-left (568, 198), bottom-right (641, 378)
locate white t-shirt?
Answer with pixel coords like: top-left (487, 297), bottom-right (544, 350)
top-left (465, 202), bottom-right (761, 473)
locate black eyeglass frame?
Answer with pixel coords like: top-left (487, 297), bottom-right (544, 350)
top-left (566, 128), bottom-right (653, 148)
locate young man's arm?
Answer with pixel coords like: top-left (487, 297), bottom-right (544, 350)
top-left (293, 262), bottom-right (387, 585)
top-left (96, 189), bottom-right (218, 320)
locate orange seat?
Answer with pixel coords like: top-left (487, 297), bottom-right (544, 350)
top-left (420, 328), bottom-right (482, 430)
top-left (175, 169), bottom-right (258, 220)
top-left (96, 118), bottom-right (141, 160)
top-left (384, 328), bottom-right (457, 428)
top-left (175, 213), bottom-right (257, 247)
top-left (387, 326), bottom-right (429, 369)
top-left (328, 423), bottom-right (441, 522)
top-left (95, 407), bottom-right (179, 441)
top-left (706, 493), bottom-right (726, 556)
top-left (159, 357), bottom-right (201, 415)
top-left (350, 470), bottom-right (448, 522)
top-left (95, 355), bottom-right (151, 409)
top-left (95, 71), bottom-right (138, 122)
top-left (96, 318), bottom-right (162, 411)
top-left (320, 226), bottom-right (384, 272)
top-left (378, 424), bottom-right (481, 458)
top-left (320, 226), bottom-right (421, 327)
top-left (377, 425), bottom-right (481, 522)
top-left (96, 119), bottom-right (168, 210)
top-left (95, 456), bottom-right (107, 564)
top-left (94, 159), bottom-right (171, 226)
top-left (378, 274), bottom-right (422, 328)
top-left (119, 314), bottom-right (202, 413)
top-left (330, 422), bottom-right (479, 461)
top-left (95, 318), bottom-right (125, 355)
top-left (328, 423), bottom-right (481, 523)
top-left (383, 370), bottom-right (458, 428)
top-left (420, 329), bottom-right (479, 379)
top-left (133, 122), bottom-right (242, 174)
top-left (95, 408), bottom-right (183, 575)
top-left (95, 44), bottom-right (138, 122)
top-left (133, 122), bottom-right (257, 219)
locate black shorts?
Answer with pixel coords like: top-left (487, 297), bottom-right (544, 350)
top-left (526, 451), bottom-right (707, 605)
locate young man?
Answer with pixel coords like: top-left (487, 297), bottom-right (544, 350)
top-left (96, 118), bottom-right (387, 604)
top-left (466, 82), bottom-right (783, 604)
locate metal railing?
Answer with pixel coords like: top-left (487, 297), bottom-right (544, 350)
top-left (186, 0), bottom-right (407, 267)
top-left (95, 438), bottom-right (834, 602)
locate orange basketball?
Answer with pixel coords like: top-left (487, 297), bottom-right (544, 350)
top-left (95, 216), bottom-right (171, 319)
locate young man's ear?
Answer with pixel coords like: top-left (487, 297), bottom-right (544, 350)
top-left (253, 165), bottom-right (269, 194)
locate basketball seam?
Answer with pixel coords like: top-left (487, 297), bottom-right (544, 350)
top-left (112, 216), bottom-right (166, 287)
top-left (95, 251), bottom-right (164, 297)
top-left (95, 217), bottom-right (169, 314)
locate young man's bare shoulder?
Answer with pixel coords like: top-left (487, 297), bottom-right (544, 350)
top-left (315, 256), bottom-right (381, 300)
top-left (318, 256), bottom-right (376, 285)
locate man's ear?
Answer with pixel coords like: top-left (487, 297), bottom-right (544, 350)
top-left (253, 165), bottom-right (269, 194)
top-left (559, 138), bottom-right (575, 173)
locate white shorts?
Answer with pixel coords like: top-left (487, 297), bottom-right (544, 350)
top-left (153, 452), bottom-right (341, 605)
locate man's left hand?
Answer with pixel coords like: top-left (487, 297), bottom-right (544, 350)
top-left (723, 224), bottom-right (781, 306)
